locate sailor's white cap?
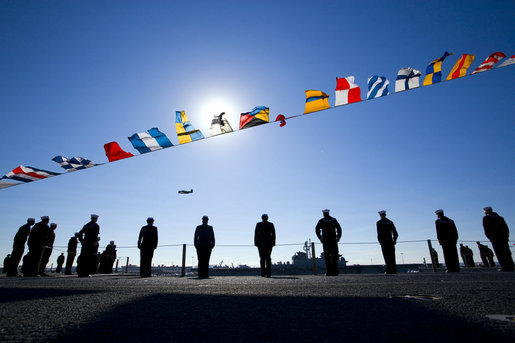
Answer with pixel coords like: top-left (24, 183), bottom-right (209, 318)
top-left (28, 218), bottom-right (35, 222)
top-left (322, 209), bottom-right (330, 213)
top-left (378, 210), bottom-right (386, 215)
top-left (147, 217), bottom-right (154, 221)
top-left (483, 206), bottom-right (492, 211)
top-left (202, 215), bottom-right (209, 219)
top-left (91, 214), bottom-right (99, 218)
top-left (435, 209), bottom-right (444, 214)
top-left (41, 216), bottom-right (49, 220)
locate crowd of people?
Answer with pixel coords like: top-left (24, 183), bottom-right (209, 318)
top-left (2, 206), bottom-right (513, 278)
top-left (3, 214), bottom-right (118, 277)
top-left (313, 207), bottom-right (512, 275)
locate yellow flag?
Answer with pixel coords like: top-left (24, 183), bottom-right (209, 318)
top-left (446, 54), bottom-right (475, 80)
top-left (304, 90), bottom-right (330, 114)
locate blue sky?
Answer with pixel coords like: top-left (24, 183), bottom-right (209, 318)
top-left (1, 1), bottom-right (514, 268)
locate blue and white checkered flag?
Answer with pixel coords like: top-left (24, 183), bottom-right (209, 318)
top-left (52, 156), bottom-right (99, 172)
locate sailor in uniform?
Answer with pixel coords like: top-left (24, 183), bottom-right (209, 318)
top-left (434, 209), bottom-right (460, 272)
top-left (315, 209), bottom-right (342, 276)
top-left (376, 210), bottom-right (399, 274)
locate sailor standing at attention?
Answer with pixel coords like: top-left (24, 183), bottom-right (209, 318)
top-left (434, 209), bottom-right (460, 272)
top-left (7, 218), bottom-right (35, 276)
top-left (65, 233), bottom-right (79, 275)
top-left (254, 214), bottom-right (276, 278)
top-left (194, 216), bottom-right (215, 278)
top-left (376, 210), bottom-right (399, 274)
top-left (482, 206), bottom-right (514, 272)
top-left (38, 222), bottom-right (57, 276)
top-left (138, 217), bottom-right (158, 277)
top-left (315, 209), bottom-right (342, 276)
top-left (77, 214), bottom-right (100, 277)
top-left (23, 216), bottom-right (50, 277)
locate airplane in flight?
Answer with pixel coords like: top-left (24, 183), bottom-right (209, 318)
top-left (178, 189), bottom-right (193, 194)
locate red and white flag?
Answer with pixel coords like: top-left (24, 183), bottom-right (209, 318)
top-left (497, 54), bottom-right (515, 68)
top-left (471, 52), bottom-right (506, 74)
top-left (2, 165), bottom-right (61, 183)
top-left (335, 76), bottom-right (361, 107)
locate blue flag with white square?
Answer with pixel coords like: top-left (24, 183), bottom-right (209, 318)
top-left (128, 127), bottom-right (174, 154)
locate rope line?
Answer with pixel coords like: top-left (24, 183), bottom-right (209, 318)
top-left (282, 63), bottom-right (508, 122)
top-left (52, 239), bottom-right (514, 250)
top-left (4, 61), bottom-right (512, 186)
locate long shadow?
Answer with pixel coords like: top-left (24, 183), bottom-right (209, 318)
top-left (269, 276), bottom-right (299, 280)
top-left (0, 288), bottom-right (101, 304)
top-left (51, 293), bottom-right (513, 343)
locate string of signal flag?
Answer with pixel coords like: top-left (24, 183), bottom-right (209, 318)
top-left (1, 51), bottom-right (514, 190)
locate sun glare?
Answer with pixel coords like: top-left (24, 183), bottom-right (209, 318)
top-left (196, 97), bottom-right (242, 133)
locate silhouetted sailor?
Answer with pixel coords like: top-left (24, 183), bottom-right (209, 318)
top-left (65, 233), bottom-right (79, 275)
top-left (98, 251), bottom-right (107, 273)
top-left (476, 242), bottom-right (490, 267)
top-left (459, 244), bottom-right (468, 267)
top-left (459, 244), bottom-right (475, 267)
top-left (254, 214), bottom-right (276, 278)
top-left (485, 245), bottom-right (495, 267)
top-left (434, 209), bottom-right (459, 272)
top-left (39, 222), bottom-right (57, 276)
top-left (55, 253), bottom-right (65, 273)
top-left (106, 241), bottom-right (117, 273)
top-left (483, 206), bottom-right (514, 272)
top-left (99, 241), bottom-right (117, 274)
top-left (315, 209), bottom-right (342, 276)
top-left (7, 218), bottom-right (35, 276)
top-left (194, 216), bottom-right (215, 278)
top-left (376, 210), bottom-right (399, 274)
top-left (21, 254), bottom-right (31, 276)
top-left (77, 214), bottom-right (100, 277)
top-left (465, 245), bottom-right (475, 267)
top-left (431, 248), bottom-right (440, 268)
top-left (3, 255), bottom-right (10, 273)
top-left (138, 218), bottom-right (158, 277)
top-left (98, 241), bottom-right (116, 274)
top-left (92, 237), bottom-right (101, 274)
top-left (23, 216), bottom-right (50, 277)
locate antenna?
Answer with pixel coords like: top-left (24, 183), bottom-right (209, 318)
top-left (303, 240), bottom-right (311, 259)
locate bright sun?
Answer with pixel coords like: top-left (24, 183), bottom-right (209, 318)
top-left (196, 96), bottom-right (242, 133)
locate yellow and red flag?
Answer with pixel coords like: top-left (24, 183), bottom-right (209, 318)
top-left (446, 54), bottom-right (475, 80)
